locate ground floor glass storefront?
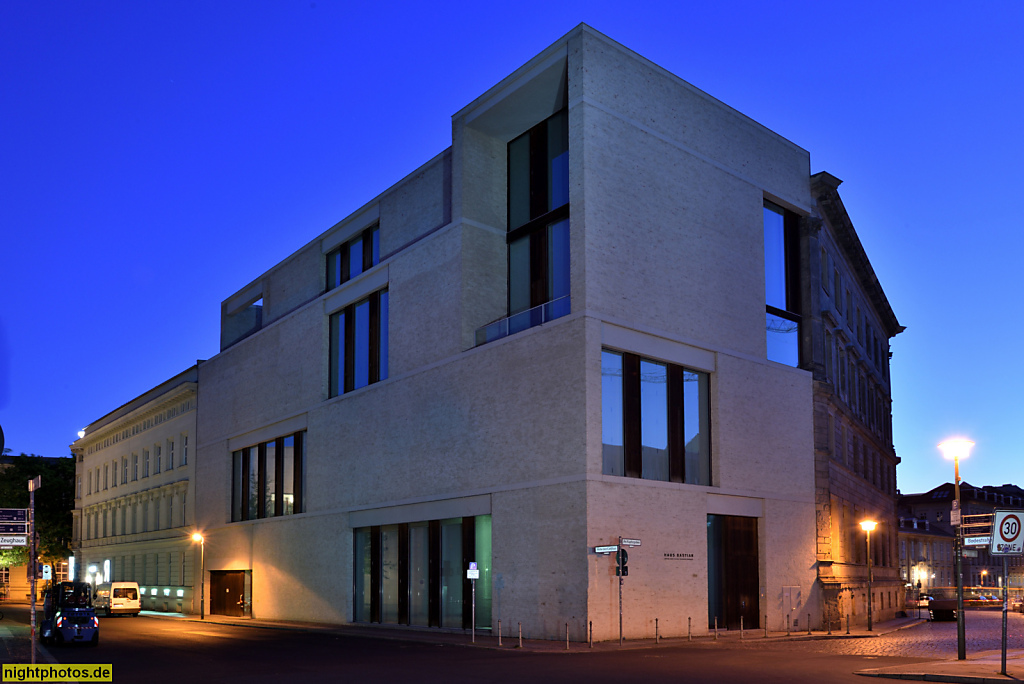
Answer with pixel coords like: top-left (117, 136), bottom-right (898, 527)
top-left (353, 515), bottom-right (491, 630)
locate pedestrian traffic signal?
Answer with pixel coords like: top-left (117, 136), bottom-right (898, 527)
top-left (616, 548), bottom-right (628, 576)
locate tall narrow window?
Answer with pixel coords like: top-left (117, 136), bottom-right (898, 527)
top-left (506, 108), bottom-right (570, 333)
top-left (329, 289), bottom-right (388, 397)
top-left (602, 349), bottom-right (711, 485)
top-left (327, 224), bottom-right (380, 291)
top-left (764, 201), bottom-right (801, 366)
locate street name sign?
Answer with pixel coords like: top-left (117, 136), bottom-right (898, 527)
top-left (620, 538), bottom-right (642, 547)
top-left (594, 545), bottom-right (618, 554)
top-left (991, 510), bottom-right (1024, 555)
top-left (965, 536), bottom-right (992, 547)
top-left (0, 535), bottom-right (27, 547)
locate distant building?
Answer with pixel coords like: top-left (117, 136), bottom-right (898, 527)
top-left (899, 483), bottom-right (1024, 594)
top-left (896, 516), bottom-right (954, 593)
top-left (70, 366), bottom-right (199, 612)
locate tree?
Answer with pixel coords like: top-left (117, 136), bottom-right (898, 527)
top-left (0, 453), bottom-right (75, 567)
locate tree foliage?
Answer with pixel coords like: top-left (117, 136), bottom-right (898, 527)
top-left (0, 453), bottom-right (75, 566)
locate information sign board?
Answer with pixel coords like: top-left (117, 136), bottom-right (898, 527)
top-left (0, 509), bottom-right (27, 523)
top-left (991, 510), bottom-right (1024, 555)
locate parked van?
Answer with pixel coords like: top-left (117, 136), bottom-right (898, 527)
top-left (93, 581), bottom-right (141, 617)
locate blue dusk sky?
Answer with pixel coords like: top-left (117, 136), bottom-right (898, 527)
top-left (1, 2), bottom-right (1020, 495)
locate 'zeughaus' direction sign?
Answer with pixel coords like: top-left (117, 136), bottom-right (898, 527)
top-left (0, 535), bottom-right (27, 547)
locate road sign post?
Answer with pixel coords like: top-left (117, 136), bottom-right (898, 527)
top-left (989, 509), bottom-right (1024, 676)
top-left (467, 562), bottom-right (479, 643)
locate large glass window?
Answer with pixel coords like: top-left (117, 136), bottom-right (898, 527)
top-left (231, 431), bottom-right (305, 522)
top-left (352, 515), bottom-right (492, 630)
top-left (326, 223), bottom-right (380, 291)
top-left (506, 109), bottom-right (570, 329)
top-left (601, 349), bottom-right (711, 485)
top-left (329, 289), bottom-right (389, 397)
top-left (764, 201), bottom-right (801, 367)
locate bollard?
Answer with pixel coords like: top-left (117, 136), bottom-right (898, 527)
top-left (714, 616), bottom-right (718, 640)
top-left (519, 622), bottom-right (522, 649)
top-left (656, 618), bottom-right (659, 645)
top-left (589, 620), bottom-right (593, 649)
top-left (846, 613), bottom-right (850, 635)
top-left (688, 616), bottom-right (692, 641)
top-left (826, 611), bottom-right (832, 635)
top-left (498, 619), bottom-right (502, 647)
top-left (787, 613), bottom-right (791, 636)
top-left (566, 623), bottom-right (569, 651)
top-left (807, 613), bottom-right (811, 635)
top-left (764, 614), bottom-right (768, 638)
top-left (740, 615), bottom-right (744, 639)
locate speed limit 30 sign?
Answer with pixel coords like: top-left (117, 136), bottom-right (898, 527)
top-left (991, 510), bottom-right (1024, 555)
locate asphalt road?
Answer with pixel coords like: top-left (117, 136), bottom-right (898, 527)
top-left (5, 604), bottom-right (1010, 684)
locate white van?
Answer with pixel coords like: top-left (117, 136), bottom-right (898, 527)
top-left (93, 581), bottom-right (141, 617)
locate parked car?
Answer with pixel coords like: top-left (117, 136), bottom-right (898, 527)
top-left (1010, 596), bottom-right (1023, 613)
top-left (93, 581), bottom-right (141, 617)
top-left (39, 581), bottom-right (99, 647)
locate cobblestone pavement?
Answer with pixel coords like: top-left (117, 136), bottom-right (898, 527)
top-left (740, 610), bottom-right (1024, 658)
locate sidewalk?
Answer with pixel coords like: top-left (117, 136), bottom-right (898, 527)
top-left (148, 610), bottom-right (1024, 681)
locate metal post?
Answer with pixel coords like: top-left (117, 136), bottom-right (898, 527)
top-left (688, 616), bottom-right (691, 641)
top-left (714, 616), bottom-right (718, 640)
top-left (199, 538), bottom-right (205, 620)
top-left (954, 460), bottom-right (966, 660)
top-left (29, 479), bottom-right (36, 666)
top-left (498, 619), bottom-right (502, 647)
top-left (764, 614), bottom-right (768, 638)
top-left (565, 623), bottom-right (568, 650)
top-left (589, 620), bottom-right (593, 649)
top-left (866, 527), bottom-right (874, 632)
top-left (827, 608), bottom-right (832, 635)
top-left (471, 578), bottom-right (476, 644)
top-left (740, 615), bottom-right (744, 639)
top-left (519, 622), bottom-right (522, 649)
top-left (808, 612), bottom-right (812, 635)
top-left (618, 556), bottom-right (624, 646)
top-left (786, 613), bottom-right (790, 636)
top-left (1002, 555), bottom-right (1009, 676)
top-left (846, 613), bottom-right (850, 634)
top-left (655, 617), bottom-right (659, 644)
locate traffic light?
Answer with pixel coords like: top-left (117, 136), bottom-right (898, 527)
top-left (616, 548), bottom-right (628, 576)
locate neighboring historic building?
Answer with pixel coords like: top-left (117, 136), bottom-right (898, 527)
top-left (899, 483), bottom-right (1024, 594)
top-left (806, 173), bottom-right (905, 626)
top-left (897, 516), bottom-right (954, 594)
top-left (70, 366), bottom-right (199, 613)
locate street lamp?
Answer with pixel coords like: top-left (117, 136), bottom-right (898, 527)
top-left (982, 570), bottom-right (988, 588)
top-left (191, 533), bottom-right (205, 620)
top-left (861, 520), bottom-right (877, 631)
top-left (939, 437), bottom-right (974, 661)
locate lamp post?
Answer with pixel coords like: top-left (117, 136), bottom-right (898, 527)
top-left (861, 520), bottom-right (877, 631)
top-left (939, 438), bottom-right (973, 661)
top-left (982, 570), bottom-right (988, 588)
top-left (191, 533), bottom-right (205, 620)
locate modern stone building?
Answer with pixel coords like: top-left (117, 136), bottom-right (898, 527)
top-left (70, 366), bottom-right (199, 613)
top-left (806, 173), bottom-right (905, 626)
top-left (70, 25), bottom-right (907, 638)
